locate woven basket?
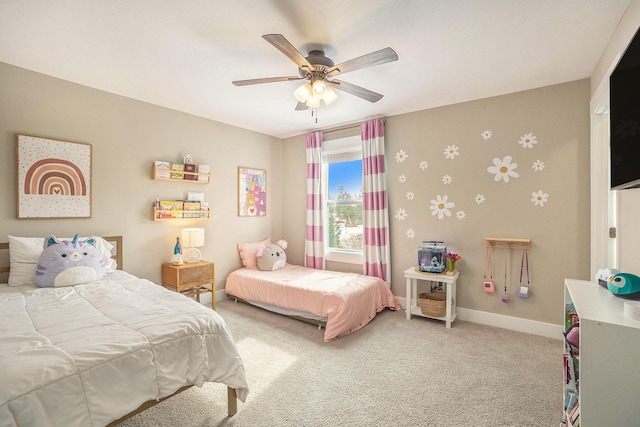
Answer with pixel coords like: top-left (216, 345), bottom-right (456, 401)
top-left (418, 292), bottom-right (447, 317)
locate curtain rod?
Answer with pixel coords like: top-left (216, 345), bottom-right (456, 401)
top-left (320, 119), bottom-right (386, 135)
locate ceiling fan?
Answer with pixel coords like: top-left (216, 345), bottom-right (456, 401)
top-left (232, 34), bottom-right (398, 110)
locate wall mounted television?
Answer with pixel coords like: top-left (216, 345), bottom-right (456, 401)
top-left (610, 27), bottom-right (640, 190)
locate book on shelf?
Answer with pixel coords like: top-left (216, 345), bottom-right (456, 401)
top-left (170, 162), bottom-right (184, 179)
top-left (564, 391), bottom-right (578, 412)
top-left (184, 163), bottom-right (196, 180)
top-left (154, 161), bottom-right (171, 179)
top-left (565, 302), bottom-right (579, 330)
top-left (569, 402), bottom-right (580, 425)
top-left (183, 201), bottom-right (201, 211)
top-left (198, 164), bottom-right (210, 182)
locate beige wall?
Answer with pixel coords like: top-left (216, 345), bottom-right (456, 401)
top-left (1, 61), bottom-right (591, 326)
top-left (283, 80), bottom-right (591, 325)
top-left (0, 62), bottom-right (283, 288)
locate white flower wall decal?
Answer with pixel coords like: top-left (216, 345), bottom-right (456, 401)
top-left (395, 149), bottom-right (408, 162)
top-left (406, 191), bottom-right (415, 200)
top-left (531, 190), bottom-right (549, 207)
top-left (518, 133), bottom-right (538, 148)
top-left (398, 174), bottom-right (407, 183)
top-left (395, 208), bottom-right (408, 220)
top-left (532, 160), bottom-right (545, 171)
top-left (481, 130), bottom-right (493, 141)
top-left (444, 145), bottom-right (460, 159)
top-left (456, 210), bottom-right (466, 220)
top-left (474, 194), bottom-right (486, 204)
top-left (406, 228), bottom-right (416, 239)
top-left (430, 195), bottom-right (455, 220)
top-left (487, 156), bottom-right (519, 182)
top-left (419, 161), bottom-right (429, 170)
top-left (442, 175), bottom-right (452, 184)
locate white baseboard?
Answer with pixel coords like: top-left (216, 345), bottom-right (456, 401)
top-left (397, 297), bottom-right (563, 340)
top-left (206, 293), bottom-right (562, 340)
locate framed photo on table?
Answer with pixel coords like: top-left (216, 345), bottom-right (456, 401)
top-left (16, 134), bottom-right (92, 219)
top-left (238, 167), bottom-right (266, 216)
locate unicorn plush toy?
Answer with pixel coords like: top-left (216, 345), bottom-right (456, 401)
top-left (35, 234), bottom-right (107, 287)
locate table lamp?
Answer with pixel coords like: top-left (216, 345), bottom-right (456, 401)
top-left (181, 228), bottom-right (205, 263)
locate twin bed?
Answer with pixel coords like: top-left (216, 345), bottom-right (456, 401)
top-left (0, 236), bottom-right (248, 427)
top-left (226, 262), bottom-right (400, 342)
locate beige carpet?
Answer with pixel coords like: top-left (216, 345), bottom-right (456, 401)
top-left (119, 298), bottom-right (562, 426)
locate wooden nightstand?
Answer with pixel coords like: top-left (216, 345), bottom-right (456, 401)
top-left (162, 260), bottom-right (216, 310)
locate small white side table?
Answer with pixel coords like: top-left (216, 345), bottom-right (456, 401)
top-left (404, 267), bottom-right (458, 328)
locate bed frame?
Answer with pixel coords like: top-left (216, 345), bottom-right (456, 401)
top-left (1, 235), bottom-right (239, 424)
top-left (229, 294), bottom-right (327, 330)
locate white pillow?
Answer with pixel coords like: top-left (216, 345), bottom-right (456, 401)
top-left (8, 235), bottom-right (117, 286)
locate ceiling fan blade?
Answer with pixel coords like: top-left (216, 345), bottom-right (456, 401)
top-left (327, 47), bottom-right (398, 76)
top-left (295, 101), bottom-right (308, 111)
top-left (232, 76), bottom-right (304, 86)
top-left (262, 34), bottom-right (314, 71)
top-left (326, 79), bottom-right (383, 103)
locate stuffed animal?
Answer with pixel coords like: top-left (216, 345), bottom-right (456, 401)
top-left (256, 240), bottom-right (287, 271)
top-left (35, 234), bottom-right (107, 287)
top-left (608, 272), bottom-right (640, 299)
top-left (595, 267), bottom-right (620, 288)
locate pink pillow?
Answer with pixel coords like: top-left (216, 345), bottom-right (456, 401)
top-left (237, 238), bottom-right (270, 269)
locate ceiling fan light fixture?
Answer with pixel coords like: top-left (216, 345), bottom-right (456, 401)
top-left (312, 79), bottom-right (327, 95)
top-left (305, 95), bottom-right (320, 108)
top-left (323, 86), bottom-right (338, 105)
top-left (233, 35), bottom-right (398, 114)
top-left (294, 83), bottom-right (312, 103)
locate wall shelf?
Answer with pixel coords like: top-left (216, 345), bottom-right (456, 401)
top-left (152, 165), bottom-right (210, 184)
top-left (152, 207), bottom-right (210, 221)
top-left (484, 237), bottom-right (531, 250)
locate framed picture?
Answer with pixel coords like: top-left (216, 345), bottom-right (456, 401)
top-left (16, 134), bottom-right (92, 219)
top-left (238, 167), bottom-right (266, 216)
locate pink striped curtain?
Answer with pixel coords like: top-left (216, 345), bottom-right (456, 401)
top-left (305, 131), bottom-right (325, 269)
top-left (361, 119), bottom-right (390, 283)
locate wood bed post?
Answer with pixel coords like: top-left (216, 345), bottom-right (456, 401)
top-left (227, 387), bottom-right (238, 416)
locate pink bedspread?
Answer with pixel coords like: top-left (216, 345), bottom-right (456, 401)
top-left (225, 264), bottom-right (400, 342)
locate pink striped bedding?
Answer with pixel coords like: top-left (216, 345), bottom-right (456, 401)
top-left (225, 264), bottom-right (400, 342)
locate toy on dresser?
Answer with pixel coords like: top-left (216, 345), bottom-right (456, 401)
top-left (607, 272), bottom-right (640, 299)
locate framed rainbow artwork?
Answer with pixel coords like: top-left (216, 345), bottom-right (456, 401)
top-left (238, 167), bottom-right (266, 217)
top-left (16, 134), bottom-right (92, 219)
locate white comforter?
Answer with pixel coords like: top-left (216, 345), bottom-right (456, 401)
top-left (0, 270), bottom-right (248, 427)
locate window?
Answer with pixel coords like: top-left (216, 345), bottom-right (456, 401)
top-left (323, 136), bottom-right (363, 264)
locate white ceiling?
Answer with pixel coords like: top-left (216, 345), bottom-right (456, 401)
top-left (0, 0), bottom-right (632, 139)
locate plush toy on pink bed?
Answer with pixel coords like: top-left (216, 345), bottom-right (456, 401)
top-left (35, 234), bottom-right (107, 287)
top-left (256, 240), bottom-right (287, 271)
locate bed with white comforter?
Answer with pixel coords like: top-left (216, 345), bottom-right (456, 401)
top-left (0, 270), bottom-right (248, 427)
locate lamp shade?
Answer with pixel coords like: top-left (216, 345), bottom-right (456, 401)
top-left (323, 86), bottom-right (338, 105)
top-left (294, 83), bottom-right (312, 103)
top-left (312, 79), bottom-right (327, 95)
top-left (181, 228), bottom-right (205, 248)
top-left (305, 95), bottom-right (321, 108)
